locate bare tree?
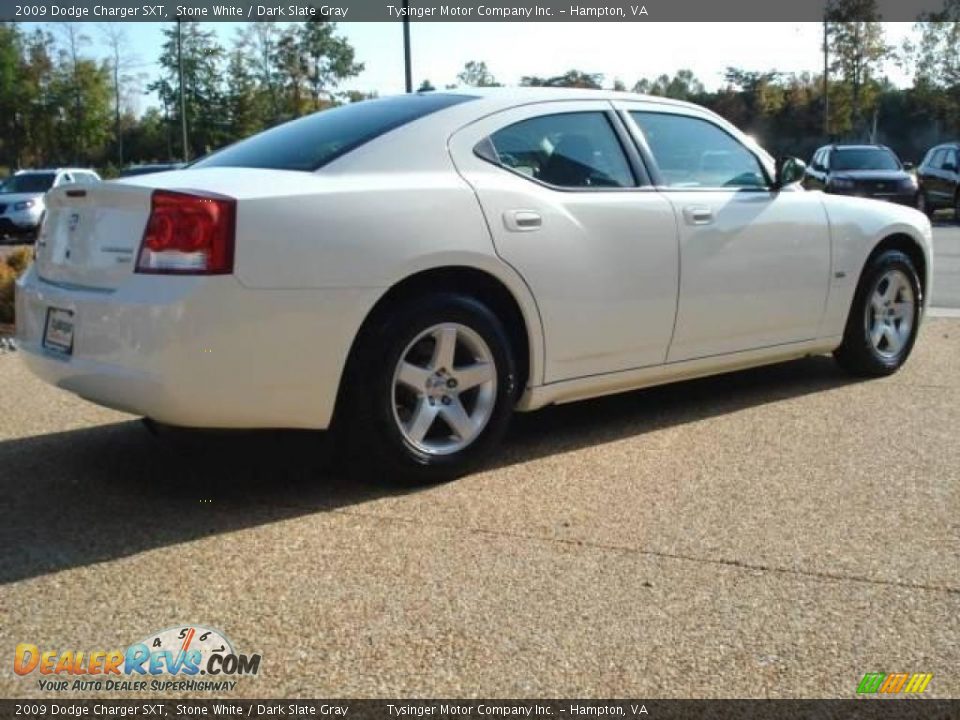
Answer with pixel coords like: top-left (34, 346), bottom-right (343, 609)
top-left (55, 24), bottom-right (90, 163)
top-left (99, 24), bottom-right (143, 166)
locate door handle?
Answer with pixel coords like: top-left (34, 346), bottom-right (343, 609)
top-left (503, 209), bottom-right (542, 232)
top-left (683, 205), bottom-right (714, 226)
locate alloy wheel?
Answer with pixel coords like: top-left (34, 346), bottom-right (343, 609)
top-left (391, 323), bottom-right (498, 456)
top-left (865, 269), bottom-right (915, 359)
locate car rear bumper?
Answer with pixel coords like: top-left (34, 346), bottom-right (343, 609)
top-left (15, 268), bottom-right (381, 429)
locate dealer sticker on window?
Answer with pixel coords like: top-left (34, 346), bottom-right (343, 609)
top-left (43, 307), bottom-right (74, 356)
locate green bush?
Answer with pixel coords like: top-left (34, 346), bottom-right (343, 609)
top-left (0, 263), bottom-right (16, 324)
top-left (5, 246), bottom-right (32, 274)
top-left (0, 247), bottom-right (32, 326)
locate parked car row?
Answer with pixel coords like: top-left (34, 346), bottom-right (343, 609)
top-left (802, 142), bottom-right (959, 221)
top-left (916, 142), bottom-right (960, 218)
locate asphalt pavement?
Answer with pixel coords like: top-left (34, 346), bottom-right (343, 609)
top-left (1, 313), bottom-right (957, 698)
top-left (931, 220), bottom-right (960, 308)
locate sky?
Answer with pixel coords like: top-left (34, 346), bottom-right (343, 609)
top-left (24, 21), bottom-right (919, 113)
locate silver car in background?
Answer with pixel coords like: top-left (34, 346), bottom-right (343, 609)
top-left (0, 169), bottom-right (101, 242)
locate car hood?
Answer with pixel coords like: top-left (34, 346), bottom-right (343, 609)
top-left (830, 169), bottom-right (911, 181)
top-left (0, 191), bottom-right (45, 205)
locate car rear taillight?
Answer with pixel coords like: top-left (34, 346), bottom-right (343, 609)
top-left (135, 190), bottom-right (235, 275)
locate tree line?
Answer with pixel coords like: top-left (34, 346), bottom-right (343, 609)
top-left (1, 0), bottom-right (959, 173)
top-left (0, 19), bottom-right (365, 172)
top-left (465, 0), bottom-right (960, 163)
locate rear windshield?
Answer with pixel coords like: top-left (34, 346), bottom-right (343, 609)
top-left (831, 148), bottom-right (901, 171)
top-left (2, 173), bottom-right (56, 193)
top-left (192, 94), bottom-right (475, 172)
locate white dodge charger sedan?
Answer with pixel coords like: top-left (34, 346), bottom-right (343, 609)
top-left (16, 89), bottom-right (932, 482)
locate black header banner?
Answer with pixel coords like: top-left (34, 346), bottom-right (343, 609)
top-left (4, 0), bottom-right (953, 22)
top-left (2, 700), bottom-right (960, 720)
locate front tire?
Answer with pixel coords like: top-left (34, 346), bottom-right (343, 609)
top-left (834, 250), bottom-right (921, 377)
top-left (342, 293), bottom-right (517, 484)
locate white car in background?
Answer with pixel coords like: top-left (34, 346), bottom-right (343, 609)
top-left (1, 168), bottom-right (101, 242)
top-left (16, 90), bottom-right (932, 482)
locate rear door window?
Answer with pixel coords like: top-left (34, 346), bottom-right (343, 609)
top-left (192, 93), bottom-right (475, 172)
top-left (486, 112), bottom-right (636, 189)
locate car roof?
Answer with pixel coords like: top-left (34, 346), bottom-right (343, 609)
top-left (435, 87), bottom-right (765, 149)
top-left (14, 168), bottom-right (98, 174)
top-left (317, 88), bottom-right (776, 176)
top-left (826, 144), bottom-right (892, 151)
top-left (445, 87), bottom-right (721, 121)
top-left (451, 86), bottom-right (697, 107)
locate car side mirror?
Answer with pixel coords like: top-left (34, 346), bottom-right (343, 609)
top-left (775, 156), bottom-right (806, 188)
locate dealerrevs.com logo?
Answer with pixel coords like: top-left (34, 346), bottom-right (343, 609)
top-left (14, 625), bottom-right (261, 693)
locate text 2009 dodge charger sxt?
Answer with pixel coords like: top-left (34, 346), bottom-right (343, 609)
top-left (16, 89), bottom-right (932, 482)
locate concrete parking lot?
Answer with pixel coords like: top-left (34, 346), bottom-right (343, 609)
top-left (931, 220), bottom-right (960, 308)
top-left (1, 228), bottom-right (958, 699)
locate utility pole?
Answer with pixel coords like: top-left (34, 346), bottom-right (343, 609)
top-left (113, 56), bottom-right (122, 166)
top-left (163, 97), bottom-right (172, 162)
top-left (177, 18), bottom-right (189, 162)
top-left (823, 17), bottom-right (830, 138)
top-left (402, 0), bottom-right (412, 93)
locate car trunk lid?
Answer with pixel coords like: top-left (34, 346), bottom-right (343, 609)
top-left (36, 183), bottom-right (153, 290)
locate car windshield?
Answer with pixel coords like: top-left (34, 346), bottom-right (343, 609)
top-left (192, 93), bottom-right (475, 172)
top-left (831, 148), bottom-right (901, 171)
top-left (2, 173), bottom-right (56, 193)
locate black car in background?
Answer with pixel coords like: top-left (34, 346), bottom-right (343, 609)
top-left (803, 144), bottom-right (918, 205)
top-left (916, 142), bottom-right (959, 219)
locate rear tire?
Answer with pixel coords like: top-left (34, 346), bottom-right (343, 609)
top-left (341, 293), bottom-right (517, 485)
top-left (834, 250), bottom-right (921, 377)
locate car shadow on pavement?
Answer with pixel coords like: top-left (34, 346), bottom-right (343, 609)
top-left (0, 354), bottom-right (859, 585)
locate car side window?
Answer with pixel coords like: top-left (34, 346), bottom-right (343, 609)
top-left (487, 112), bottom-right (636, 189)
top-left (948, 150), bottom-right (959, 172)
top-left (630, 111), bottom-right (768, 189)
top-left (931, 149), bottom-right (946, 169)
